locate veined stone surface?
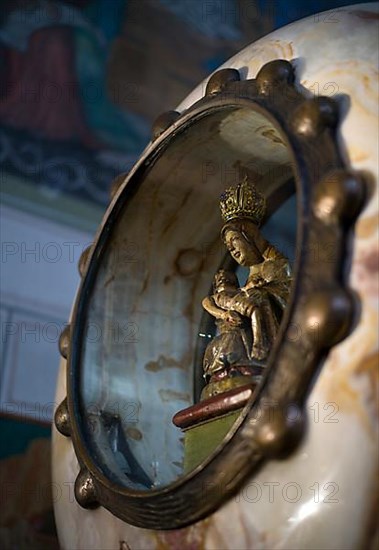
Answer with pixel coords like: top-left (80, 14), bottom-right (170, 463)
top-left (53, 4), bottom-right (379, 549)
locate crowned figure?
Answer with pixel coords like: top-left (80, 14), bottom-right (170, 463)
top-left (201, 177), bottom-right (292, 399)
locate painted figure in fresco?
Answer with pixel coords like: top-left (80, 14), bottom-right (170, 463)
top-left (201, 178), bottom-right (292, 397)
top-left (0, 0), bottom-right (146, 152)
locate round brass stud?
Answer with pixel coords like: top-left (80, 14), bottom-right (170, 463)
top-left (110, 172), bottom-right (128, 201)
top-left (54, 398), bottom-right (71, 437)
top-left (205, 68), bottom-right (240, 96)
top-left (314, 169), bottom-right (366, 225)
top-left (58, 324), bottom-right (70, 359)
top-left (152, 110), bottom-right (181, 140)
top-left (74, 468), bottom-right (99, 509)
top-left (78, 245), bottom-right (92, 278)
top-left (254, 402), bottom-right (304, 458)
top-left (256, 60), bottom-right (295, 95)
top-left (303, 288), bottom-right (354, 348)
top-left (292, 96), bottom-right (339, 136)
top-left (316, 96), bottom-right (339, 128)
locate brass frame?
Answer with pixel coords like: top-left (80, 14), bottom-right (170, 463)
top-left (55, 61), bottom-right (366, 529)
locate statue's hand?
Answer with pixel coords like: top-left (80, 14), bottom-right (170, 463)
top-left (225, 310), bottom-right (243, 326)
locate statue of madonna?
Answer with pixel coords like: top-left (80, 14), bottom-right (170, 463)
top-left (201, 178), bottom-right (292, 398)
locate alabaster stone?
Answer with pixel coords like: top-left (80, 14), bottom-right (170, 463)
top-left (53, 4), bottom-right (379, 549)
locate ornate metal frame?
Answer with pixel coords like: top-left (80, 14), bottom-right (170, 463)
top-left (55, 60), bottom-right (366, 529)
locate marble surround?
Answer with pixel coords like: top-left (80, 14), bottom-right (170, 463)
top-left (53, 4), bottom-right (379, 549)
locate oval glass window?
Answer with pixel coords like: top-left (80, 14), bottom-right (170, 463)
top-left (75, 105), bottom-right (296, 490)
top-left (56, 61), bottom-right (364, 529)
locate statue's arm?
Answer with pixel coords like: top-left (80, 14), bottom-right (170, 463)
top-left (202, 296), bottom-right (227, 320)
top-left (203, 296), bottom-right (244, 327)
top-left (229, 290), bottom-right (261, 316)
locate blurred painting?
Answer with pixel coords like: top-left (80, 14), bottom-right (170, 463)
top-left (0, 0), bottom-right (270, 214)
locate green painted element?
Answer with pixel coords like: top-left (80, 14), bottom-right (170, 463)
top-left (1, 172), bottom-right (102, 232)
top-left (0, 417), bottom-right (51, 460)
top-left (183, 410), bottom-right (241, 472)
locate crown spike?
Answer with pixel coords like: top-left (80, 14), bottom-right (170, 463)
top-left (219, 177), bottom-right (266, 225)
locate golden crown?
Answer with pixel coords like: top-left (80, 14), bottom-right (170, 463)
top-left (219, 177), bottom-right (266, 225)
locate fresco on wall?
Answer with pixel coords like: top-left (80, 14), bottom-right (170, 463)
top-left (0, 0), bottom-right (149, 208)
top-left (0, 0), bottom-right (366, 213)
top-left (0, 0), bottom-right (271, 213)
